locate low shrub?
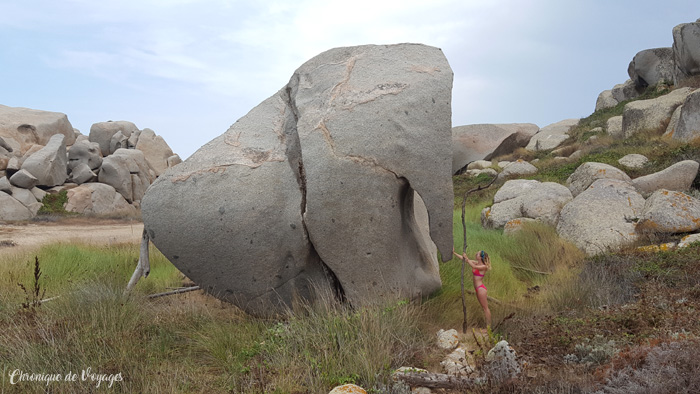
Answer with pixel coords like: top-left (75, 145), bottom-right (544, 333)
top-left (599, 340), bottom-right (700, 393)
top-left (37, 190), bottom-right (71, 215)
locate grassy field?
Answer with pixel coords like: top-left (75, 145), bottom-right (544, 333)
top-left (0, 204), bottom-right (592, 393)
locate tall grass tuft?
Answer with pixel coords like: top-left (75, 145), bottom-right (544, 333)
top-left (259, 288), bottom-right (429, 393)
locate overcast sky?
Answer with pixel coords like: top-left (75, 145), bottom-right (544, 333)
top-left (1, 1), bottom-right (697, 159)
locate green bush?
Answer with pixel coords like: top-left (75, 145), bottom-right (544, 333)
top-left (37, 190), bottom-right (70, 215)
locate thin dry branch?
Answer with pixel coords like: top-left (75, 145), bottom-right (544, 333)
top-left (147, 286), bottom-right (201, 299)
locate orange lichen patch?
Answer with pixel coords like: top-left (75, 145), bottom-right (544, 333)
top-left (637, 242), bottom-right (676, 252)
top-left (484, 208), bottom-right (491, 217)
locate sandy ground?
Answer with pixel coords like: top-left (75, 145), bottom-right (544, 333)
top-left (0, 219), bottom-right (144, 257)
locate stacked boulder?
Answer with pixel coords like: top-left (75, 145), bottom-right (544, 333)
top-left (451, 123), bottom-right (539, 174)
top-left (483, 160), bottom-right (700, 256)
top-left (0, 105), bottom-right (180, 220)
top-left (596, 19), bottom-right (700, 139)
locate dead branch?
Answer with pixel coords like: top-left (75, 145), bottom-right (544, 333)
top-left (147, 286), bottom-right (201, 299)
top-left (394, 370), bottom-right (475, 389)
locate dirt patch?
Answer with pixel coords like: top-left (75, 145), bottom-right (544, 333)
top-left (0, 218), bottom-right (144, 257)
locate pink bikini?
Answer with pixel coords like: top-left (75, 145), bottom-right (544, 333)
top-left (472, 268), bottom-right (487, 291)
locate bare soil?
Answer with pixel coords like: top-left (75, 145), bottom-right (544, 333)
top-left (0, 218), bottom-right (143, 257)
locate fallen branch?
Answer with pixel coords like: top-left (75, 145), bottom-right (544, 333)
top-left (394, 371), bottom-right (475, 390)
top-left (147, 286), bottom-right (201, 299)
top-left (511, 265), bottom-right (551, 275)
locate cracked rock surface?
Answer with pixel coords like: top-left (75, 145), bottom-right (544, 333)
top-left (142, 44), bottom-right (454, 316)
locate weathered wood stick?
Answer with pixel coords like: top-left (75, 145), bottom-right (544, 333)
top-left (393, 371), bottom-right (475, 389)
top-left (148, 286), bottom-right (201, 299)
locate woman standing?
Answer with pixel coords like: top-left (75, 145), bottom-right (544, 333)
top-left (453, 249), bottom-right (492, 328)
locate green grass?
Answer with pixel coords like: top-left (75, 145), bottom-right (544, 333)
top-left (1, 243), bottom-right (180, 303)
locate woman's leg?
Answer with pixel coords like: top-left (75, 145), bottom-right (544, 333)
top-left (476, 286), bottom-right (491, 328)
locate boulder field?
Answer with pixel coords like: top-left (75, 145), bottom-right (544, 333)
top-left (0, 107), bottom-right (180, 220)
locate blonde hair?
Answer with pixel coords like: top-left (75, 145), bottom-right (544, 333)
top-left (480, 250), bottom-right (491, 271)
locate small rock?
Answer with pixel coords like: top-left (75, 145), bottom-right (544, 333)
top-left (465, 168), bottom-right (498, 178)
top-left (678, 233), bottom-right (700, 248)
top-left (328, 383), bottom-right (367, 394)
top-left (437, 328), bottom-right (460, 350)
top-left (618, 154), bottom-right (649, 169)
top-left (568, 150), bottom-right (584, 160)
top-left (484, 340), bottom-right (522, 384)
top-left (498, 161), bottom-right (511, 168)
top-left (467, 160), bottom-right (493, 170)
top-left (498, 159), bottom-right (537, 179)
top-left (440, 347), bottom-right (475, 376)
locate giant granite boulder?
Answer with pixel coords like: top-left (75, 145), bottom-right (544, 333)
top-left (452, 123), bottom-right (538, 174)
top-left (672, 19), bottom-right (700, 85)
top-left (672, 90), bottom-right (700, 142)
top-left (612, 79), bottom-right (642, 103)
top-left (134, 128), bottom-right (176, 176)
top-left (622, 87), bottom-right (694, 137)
top-left (64, 183), bottom-right (136, 216)
top-left (631, 160), bottom-right (699, 197)
top-left (566, 162), bottom-right (631, 197)
top-left (0, 104), bottom-right (76, 154)
top-left (557, 179), bottom-right (645, 256)
top-left (98, 148), bottom-right (154, 203)
top-left (628, 48), bottom-right (674, 88)
top-left (525, 119), bottom-right (579, 151)
top-left (0, 191), bottom-right (34, 221)
top-left (67, 139), bottom-right (103, 171)
top-left (595, 90), bottom-right (618, 112)
top-left (141, 44), bottom-right (454, 316)
top-left (481, 179), bottom-right (572, 229)
top-left (637, 189), bottom-right (700, 234)
top-left (88, 120), bottom-right (139, 157)
top-left (20, 134), bottom-right (68, 187)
